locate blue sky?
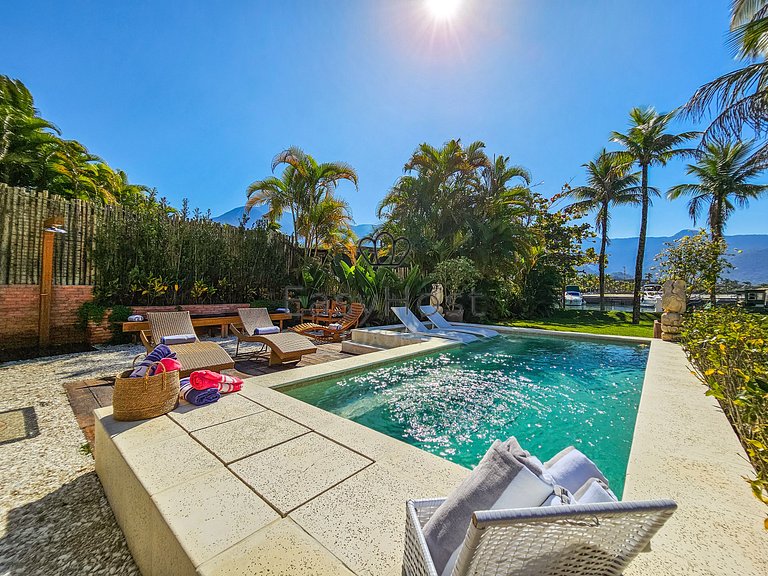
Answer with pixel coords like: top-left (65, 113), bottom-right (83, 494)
top-left (2, 0), bottom-right (766, 237)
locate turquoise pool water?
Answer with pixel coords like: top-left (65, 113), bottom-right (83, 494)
top-left (283, 334), bottom-right (649, 495)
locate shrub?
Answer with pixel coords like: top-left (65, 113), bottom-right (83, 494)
top-left (680, 307), bottom-right (768, 513)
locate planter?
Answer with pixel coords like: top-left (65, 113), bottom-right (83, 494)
top-left (444, 308), bottom-right (464, 322)
top-left (86, 309), bottom-right (113, 345)
top-left (130, 303), bottom-right (251, 317)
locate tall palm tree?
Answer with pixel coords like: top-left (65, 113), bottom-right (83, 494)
top-left (611, 107), bottom-right (698, 323)
top-left (566, 150), bottom-right (643, 311)
top-left (246, 147), bottom-right (358, 258)
top-left (668, 140), bottom-right (768, 240)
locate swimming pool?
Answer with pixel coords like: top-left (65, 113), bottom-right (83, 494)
top-left (282, 334), bottom-right (649, 495)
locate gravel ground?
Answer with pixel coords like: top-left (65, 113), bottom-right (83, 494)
top-left (0, 343), bottom-right (142, 576)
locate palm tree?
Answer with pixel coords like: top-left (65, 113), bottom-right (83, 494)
top-left (566, 150), bottom-right (643, 311)
top-left (246, 147), bottom-right (358, 258)
top-left (668, 140), bottom-right (768, 240)
top-left (683, 1), bottom-right (768, 163)
top-left (611, 107), bottom-right (698, 323)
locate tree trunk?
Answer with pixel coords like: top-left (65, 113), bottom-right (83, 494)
top-left (599, 202), bottom-right (608, 312)
top-left (710, 205), bottom-right (722, 306)
top-left (632, 165), bottom-right (649, 324)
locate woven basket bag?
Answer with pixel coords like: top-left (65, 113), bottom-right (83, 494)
top-left (113, 356), bottom-right (180, 421)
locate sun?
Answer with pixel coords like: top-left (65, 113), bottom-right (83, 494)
top-left (425, 0), bottom-right (462, 21)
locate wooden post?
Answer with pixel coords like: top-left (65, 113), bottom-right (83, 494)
top-left (39, 230), bottom-right (54, 348)
top-left (39, 217), bottom-right (65, 348)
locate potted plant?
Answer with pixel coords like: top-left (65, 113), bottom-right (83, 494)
top-left (433, 257), bottom-right (479, 322)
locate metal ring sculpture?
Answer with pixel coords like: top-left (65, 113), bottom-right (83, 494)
top-left (356, 230), bottom-right (411, 268)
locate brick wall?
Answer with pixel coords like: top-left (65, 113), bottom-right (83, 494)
top-left (0, 285), bottom-right (95, 349)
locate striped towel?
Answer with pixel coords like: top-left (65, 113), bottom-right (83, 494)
top-left (130, 344), bottom-right (177, 378)
top-left (190, 370), bottom-right (243, 394)
top-left (179, 378), bottom-right (220, 406)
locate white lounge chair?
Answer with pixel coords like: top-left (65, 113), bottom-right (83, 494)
top-left (403, 498), bottom-right (677, 576)
top-left (419, 305), bottom-right (500, 338)
top-left (391, 307), bottom-right (479, 344)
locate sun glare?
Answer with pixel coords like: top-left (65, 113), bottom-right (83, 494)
top-left (425, 0), bottom-right (462, 21)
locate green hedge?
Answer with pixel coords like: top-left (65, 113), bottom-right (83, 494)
top-left (91, 206), bottom-right (292, 305)
top-left (681, 308), bottom-right (768, 513)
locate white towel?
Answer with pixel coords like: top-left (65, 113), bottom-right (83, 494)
top-left (573, 478), bottom-right (617, 504)
top-left (545, 447), bottom-right (609, 494)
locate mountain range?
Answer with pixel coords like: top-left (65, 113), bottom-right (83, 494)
top-left (214, 207), bottom-right (768, 283)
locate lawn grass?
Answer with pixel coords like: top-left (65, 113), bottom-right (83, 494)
top-left (497, 309), bottom-right (658, 338)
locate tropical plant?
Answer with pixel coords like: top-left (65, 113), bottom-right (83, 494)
top-left (683, 1), bottom-right (768, 165)
top-left (565, 150), bottom-right (642, 311)
top-left (246, 147), bottom-right (358, 259)
top-left (611, 107), bottom-right (698, 323)
top-left (653, 230), bottom-right (732, 303)
top-left (433, 257), bottom-right (480, 311)
top-left (668, 140), bottom-right (768, 240)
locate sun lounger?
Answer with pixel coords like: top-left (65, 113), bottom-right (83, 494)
top-left (292, 302), bottom-right (364, 342)
top-left (390, 307), bottom-right (479, 343)
top-left (140, 311), bottom-right (234, 377)
top-left (419, 305), bottom-right (500, 338)
top-left (230, 308), bottom-right (317, 365)
top-left (403, 498), bottom-right (676, 576)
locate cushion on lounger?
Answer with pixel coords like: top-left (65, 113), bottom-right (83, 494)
top-left (423, 438), bottom-right (553, 576)
top-left (160, 333), bottom-right (197, 345)
top-left (254, 326), bottom-right (280, 335)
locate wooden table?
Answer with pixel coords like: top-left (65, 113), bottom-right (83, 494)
top-left (122, 312), bottom-right (293, 337)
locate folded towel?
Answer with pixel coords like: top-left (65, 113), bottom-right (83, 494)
top-left (189, 370), bottom-right (243, 393)
top-left (179, 378), bottom-right (221, 406)
top-left (545, 447), bottom-right (609, 494)
top-left (328, 323), bottom-right (342, 330)
top-left (275, 307), bottom-right (289, 313)
top-left (423, 438), bottom-right (551, 575)
top-left (573, 478), bottom-right (617, 504)
top-left (160, 333), bottom-right (197, 345)
top-left (150, 357), bottom-right (182, 376)
top-left (127, 314), bottom-right (144, 322)
top-left (254, 326), bottom-right (280, 335)
top-left (130, 344), bottom-right (177, 378)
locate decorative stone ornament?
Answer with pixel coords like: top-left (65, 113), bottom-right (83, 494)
top-left (660, 280), bottom-right (686, 342)
top-left (430, 284), bottom-right (445, 315)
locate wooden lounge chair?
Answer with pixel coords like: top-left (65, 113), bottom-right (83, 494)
top-left (230, 308), bottom-right (317, 366)
top-left (291, 302), bottom-right (364, 342)
top-left (403, 498), bottom-right (677, 576)
top-left (140, 311), bottom-right (234, 377)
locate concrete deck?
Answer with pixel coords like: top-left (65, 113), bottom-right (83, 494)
top-left (94, 331), bottom-right (768, 575)
top-left (94, 340), bottom-right (469, 576)
top-left (624, 340), bottom-right (768, 575)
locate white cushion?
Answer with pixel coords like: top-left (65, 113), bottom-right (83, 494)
top-left (491, 465), bottom-right (554, 511)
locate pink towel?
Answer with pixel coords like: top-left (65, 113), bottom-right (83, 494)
top-left (150, 357), bottom-right (182, 376)
top-left (189, 370), bottom-right (243, 393)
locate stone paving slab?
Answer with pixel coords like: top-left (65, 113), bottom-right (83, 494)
top-left (192, 410), bottom-right (310, 464)
top-left (168, 393), bottom-right (265, 432)
top-left (231, 432), bottom-right (373, 514)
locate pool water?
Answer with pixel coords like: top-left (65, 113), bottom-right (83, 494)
top-left (283, 334), bottom-right (649, 495)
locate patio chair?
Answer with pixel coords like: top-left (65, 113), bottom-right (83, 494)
top-left (230, 308), bottom-right (317, 365)
top-left (140, 311), bottom-right (234, 377)
top-left (403, 498), bottom-right (677, 576)
top-left (391, 307), bottom-right (479, 344)
top-left (291, 302), bottom-right (365, 342)
top-left (419, 305), bottom-right (500, 338)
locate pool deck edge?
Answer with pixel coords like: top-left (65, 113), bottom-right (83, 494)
top-left (624, 339), bottom-right (768, 575)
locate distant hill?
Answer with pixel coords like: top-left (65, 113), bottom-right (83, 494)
top-left (213, 205), bottom-right (376, 239)
top-left (583, 229), bottom-right (768, 284)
